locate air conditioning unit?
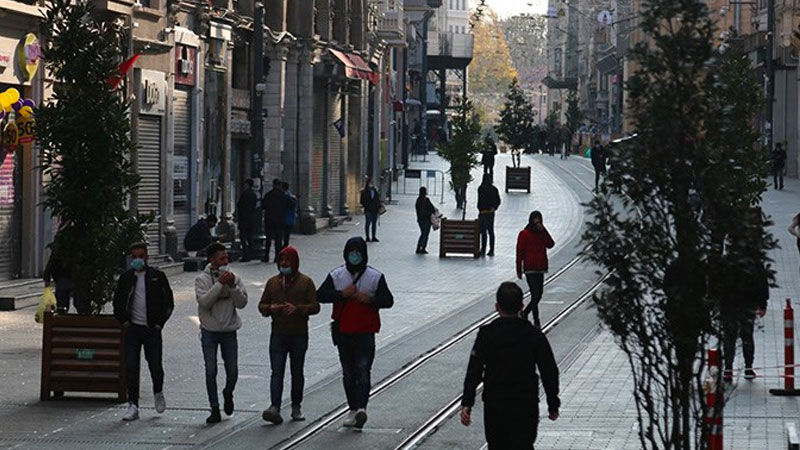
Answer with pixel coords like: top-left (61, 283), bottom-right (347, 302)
top-left (179, 59), bottom-right (193, 75)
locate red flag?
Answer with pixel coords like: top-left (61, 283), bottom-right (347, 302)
top-left (108, 53), bottom-right (141, 89)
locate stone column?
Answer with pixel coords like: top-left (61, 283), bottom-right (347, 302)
top-left (333, 0), bottom-right (348, 44)
top-left (347, 83), bottom-right (364, 212)
top-left (265, 0), bottom-right (286, 31)
top-left (338, 85), bottom-right (349, 216)
top-left (296, 42), bottom-right (318, 233)
top-left (349, 0), bottom-right (364, 49)
top-left (316, 0), bottom-right (332, 42)
top-left (217, 39), bottom-right (236, 242)
top-left (283, 48), bottom-right (299, 191)
top-left (265, 42), bottom-right (287, 183)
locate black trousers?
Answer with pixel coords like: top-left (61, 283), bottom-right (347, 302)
top-left (125, 324), bottom-right (164, 407)
top-left (283, 224), bottom-right (292, 248)
top-left (774, 167), bottom-right (785, 189)
top-left (723, 315), bottom-right (755, 371)
top-left (484, 400), bottom-right (539, 450)
top-left (264, 224), bottom-right (284, 261)
top-left (524, 272), bottom-right (544, 326)
top-left (239, 226), bottom-right (253, 259)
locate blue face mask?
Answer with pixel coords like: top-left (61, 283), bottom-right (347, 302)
top-left (347, 251), bottom-right (363, 266)
top-left (279, 266), bottom-right (293, 276)
top-left (130, 258), bottom-right (146, 271)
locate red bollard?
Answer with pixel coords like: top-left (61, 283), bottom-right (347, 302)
top-left (705, 349), bottom-right (723, 450)
top-left (770, 299), bottom-right (800, 396)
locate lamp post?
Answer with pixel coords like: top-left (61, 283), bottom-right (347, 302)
top-left (251, 1), bottom-right (267, 257)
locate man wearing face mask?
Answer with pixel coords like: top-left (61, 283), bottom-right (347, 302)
top-left (258, 246), bottom-right (320, 424)
top-left (195, 243), bottom-right (249, 424)
top-left (113, 243), bottom-right (175, 422)
top-left (317, 237), bottom-right (394, 429)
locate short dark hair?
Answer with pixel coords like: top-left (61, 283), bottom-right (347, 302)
top-left (205, 242), bottom-right (226, 259)
top-left (496, 282), bottom-right (523, 314)
top-left (273, 178), bottom-right (282, 187)
top-left (245, 178), bottom-right (254, 187)
top-left (206, 214), bottom-right (218, 225)
top-left (130, 242), bottom-right (148, 254)
top-left (282, 181), bottom-right (290, 190)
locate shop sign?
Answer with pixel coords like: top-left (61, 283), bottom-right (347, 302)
top-left (175, 45), bottom-right (197, 86)
top-left (173, 155), bottom-right (188, 181)
top-left (18, 33), bottom-right (41, 82)
top-left (139, 70), bottom-right (166, 115)
top-left (0, 51), bottom-right (11, 69)
top-left (17, 115), bottom-right (34, 144)
top-left (2, 122), bottom-right (18, 152)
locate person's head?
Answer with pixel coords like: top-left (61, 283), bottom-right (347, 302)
top-left (485, 135), bottom-right (494, 143)
top-left (277, 246), bottom-right (300, 277)
top-left (496, 282), bottom-right (523, 316)
top-left (777, 143), bottom-right (784, 150)
top-left (364, 177), bottom-right (372, 189)
top-left (528, 211), bottom-right (543, 228)
top-left (282, 181), bottom-right (290, 191)
top-left (206, 214), bottom-right (218, 228)
top-left (419, 186), bottom-right (427, 198)
top-left (206, 242), bottom-right (228, 269)
top-left (482, 174), bottom-right (492, 186)
top-left (273, 178), bottom-right (283, 190)
top-left (594, 140), bottom-right (600, 147)
top-left (244, 178), bottom-right (254, 189)
top-left (129, 242), bottom-right (149, 272)
top-left (343, 236), bottom-right (368, 273)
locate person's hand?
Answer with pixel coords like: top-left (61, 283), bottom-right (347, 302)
top-left (517, 272), bottom-right (523, 280)
top-left (270, 303), bottom-right (285, 314)
top-left (44, 280), bottom-right (51, 287)
top-left (354, 291), bottom-right (372, 304)
top-left (548, 410), bottom-right (559, 421)
top-left (283, 303), bottom-right (298, 315)
top-left (757, 308), bottom-right (767, 318)
top-left (460, 406), bottom-right (471, 426)
top-left (122, 321), bottom-right (131, 328)
top-left (219, 271), bottom-right (235, 286)
top-left (342, 284), bottom-right (357, 298)
top-left (154, 325), bottom-right (162, 331)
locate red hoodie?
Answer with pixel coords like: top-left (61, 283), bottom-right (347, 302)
top-left (516, 226), bottom-right (555, 274)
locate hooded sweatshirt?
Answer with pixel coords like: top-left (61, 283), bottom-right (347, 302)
top-left (317, 237), bottom-right (394, 334)
top-left (516, 225), bottom-right (555, 273)
top-left (258, 246), bottom-right (320, 334)
top-left (195, 264), bottom-right (248, 332)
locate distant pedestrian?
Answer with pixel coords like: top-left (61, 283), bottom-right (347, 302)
top-left (113, 242), bottom-right (174, 421)
top-left (282, 182), bottom-right (297, 248)
top-left (415, 187), bottom-right (436, 254)
top-left (591, 141), bottom-right (607, 190)
top-left (460, 282), bottom-right (560, 450)
top-left (317, 237), bottom-right (394, 429)
top-left (262, 179), bottom-right (288, 262)
top-left (236, 179), bottom-right (258, 261)
top-left (360, 178), bottom-right (381, 242)
top-left (482, 135), bottom-right (498, 176)
top-left (772, 142), bottom-right (787, 190)
top-left (477, 174), bottom-right (501, 257)
top-left (259, 246), bottom-right (320, 424)
top-left (196, 243), bottom-right (248, 424)
top-left (43, 245), bottom-right (72, 314)
top-left (184, 215), bottom-right (218, 254)
top-left (516, 211), bottom-right (555, 329)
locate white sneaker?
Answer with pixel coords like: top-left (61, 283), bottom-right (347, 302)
top-left (354, 408), bottom-right (367, 429)
top-left (122, 403), bottom-right (139, 421)
top-left (154, 392), bottom-right (166, 414)
top-left (342, 410), bottom-right (357, 427)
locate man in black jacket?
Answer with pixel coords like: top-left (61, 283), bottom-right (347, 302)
top-left (236, 179), bottom-right (258, 261)
top-left (591, 141), bottom-right (607, 191)
top-left (461, 282), bottom-right (560, 450)
top-left (184, 215), bottom-right (218, 254)
top-left (262, 178), bottom-right (287, 262)
top-left (477, 174), bottom-right (501, 257)
top-left (113, 243), bottom-right (175, 422)
top-left (360, 178), bottom-right (381, 242)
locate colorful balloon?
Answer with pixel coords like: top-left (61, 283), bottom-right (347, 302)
top-left (18, 106), bottom-right (33, 118)
top-left (0, 93), bottom-right (10, 110)
top-left (5, 88), bottom-right (19, 104)
top-left (22, 99), bottom-right (35, 108)
top-left (0, 111), bottom-right (4, 120)
top-left (11, 101), bottom-right (22, 112)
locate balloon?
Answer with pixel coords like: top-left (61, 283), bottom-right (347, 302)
top-left (23, 99), bottom-right (35, 108)
top-left (11, 101), bottom-right (22, 112)
top-left (0, 93), bottom-right (9, 110)
top-left (5, 88), bottom-right (19, 104)
top-left (18, 106), bottom-right (33, 118)
top-left (0, 111), bottom-right (4, 120)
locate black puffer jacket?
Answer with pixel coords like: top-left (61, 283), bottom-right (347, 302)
top-left (113, 266), bottom-right (175, 328)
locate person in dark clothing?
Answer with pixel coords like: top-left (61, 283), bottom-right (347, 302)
top-left (415, 187), bottom-right (436, 254)
top-left (516, 211), bottom-right (555, 329)
top-left (772, 143), bottom-right (787, 190)
top-left (184, 215), bottom-right (218, 253)
top-left (360, 178), bottom-right (381, 242)
top-left (113, 243), bottom-right (175, 421)
top-left (477, 174), bottom-right (501, 257)
top-left (43, 247), bottom-right (72, 314)
top-left (461, 282), bottom-right (560, 450)
top-left (236, 179), bottom-right (258, 262)
top-left (590, 141), bottom-right (607, 191)
top-left (482, 135), bottom-right (498, 176)
top-left (282, 182), bottom-right (297, 248)
top-left (317, 237), bottom-right (394, 429)
top-left (261, 179), bottom-right (287, 262)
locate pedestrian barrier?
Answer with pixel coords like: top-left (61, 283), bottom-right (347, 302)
top-left (705, 348), bottom-right (723, 450)
top-left (771, 299), bottom-right (800, 396)
top-left (439, 218), bottom-right (480, 258)
top-left (392, 168), bottom-right (446, 204)
top-left (505, 166), bottom-right (531, 193)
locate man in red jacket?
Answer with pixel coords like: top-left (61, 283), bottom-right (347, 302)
top-left (516, 211), bottom-right (555, 328)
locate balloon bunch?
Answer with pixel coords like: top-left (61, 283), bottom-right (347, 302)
top-left (0, 88), bottom-right (35, 120)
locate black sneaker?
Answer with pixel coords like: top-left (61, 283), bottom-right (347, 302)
top-left (223, 391), bottom-right (234, 416)
top-left (723, 370), bottom-right (733, 383)
top-left (372, 237), bottom-right (379, 242)
top-left (744, 368), bottom-right (757, 380)
top-left (365, 237), bottom-right (372, 242)
top-left (206, 407), bottom-right (221, 424)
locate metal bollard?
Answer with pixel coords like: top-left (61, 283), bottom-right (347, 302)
top-left (771, 299), bottom-right (800, 396)
top-left (706, 348), bottom-right (723, 450)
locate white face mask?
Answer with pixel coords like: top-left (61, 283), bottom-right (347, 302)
top-left (217, 265), bottom-right (230, 273)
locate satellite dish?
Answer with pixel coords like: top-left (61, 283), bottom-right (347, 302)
top-left (596, 10), bottom-right (613, 26)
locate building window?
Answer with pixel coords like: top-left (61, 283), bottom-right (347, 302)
top-left (450, 0), bottom-right (453, 9)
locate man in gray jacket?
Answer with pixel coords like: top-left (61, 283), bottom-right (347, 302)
top-left (196, 243), bottom-right (248, 424)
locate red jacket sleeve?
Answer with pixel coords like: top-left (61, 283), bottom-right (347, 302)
top-left (516, 230), bottom-right (526, 274)
top-left (543, 227), bottom-right (555, 249)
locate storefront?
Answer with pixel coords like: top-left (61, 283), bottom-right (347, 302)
top-left (174, 41), bottom-right (198, 242)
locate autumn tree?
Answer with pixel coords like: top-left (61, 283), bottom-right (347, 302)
top-left (469, 8), bottom-right (517, 126)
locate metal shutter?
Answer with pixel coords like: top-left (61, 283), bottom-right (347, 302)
top-left (330, 92), bottom-right (342, 215)
top-left (0, 150), bottom-right (20, 280)
top-left (311, 86), bottom-right (324, 211)
top-left (137, 116), bottom-right (162, 254)
top-left (173, 88), bottom-right (192, 240)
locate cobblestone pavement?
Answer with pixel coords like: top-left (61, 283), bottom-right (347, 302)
top-left (0, 153), bottom-right (586, 449)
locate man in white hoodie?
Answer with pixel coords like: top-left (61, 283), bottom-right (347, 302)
top-left (196, 243), bottom-right (248, 424)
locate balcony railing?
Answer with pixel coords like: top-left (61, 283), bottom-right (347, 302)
top-left (376, 5), bottom-right (405, 45)
top-left (428, 31), bottom-right (474, 60)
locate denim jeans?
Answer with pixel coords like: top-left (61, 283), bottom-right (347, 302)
top-left (479, 213), bottom-right (495, 254)
top-left (200, 329), bottom-right (238, 409)
top-left (417, 220), bottom-right (432, 250)
top-left (125, 324), bottom-right (164, 407)
top-left (337, 333), bottom-right (376, 410)
top-left (269, 333), bottom-right (309, 408)
top-left (365, 212), bottom-right (378, 239)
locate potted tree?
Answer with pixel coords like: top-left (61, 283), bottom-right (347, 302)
top-left (38, 0), bottom-right (150, 401)
top-left (437, 98), bottom-right (482, 258)
top-left (495, 78), bottom-right (534, 193)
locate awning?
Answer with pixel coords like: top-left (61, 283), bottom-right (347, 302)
top-left (348, 53), bottom-right (379, 85)
top-left (329, 49), bottom-right (362, 81)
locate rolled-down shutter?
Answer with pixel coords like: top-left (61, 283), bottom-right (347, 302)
top-left (173, 88), bottom-right (192, 240)
top-left (311, 86), bottom-right (325, 212)
top-left (137, 116), bottom-right (162, 255)
top-left (0, 150), bottom-right (20, 281)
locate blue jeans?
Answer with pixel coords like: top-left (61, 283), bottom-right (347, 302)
top-left (479, 213), bottom-right (495, 254)
top-left (417, 220), bottom-right (431, 250)
top-left (337, 333), bottom-right (376, 410)
top-left (269, 333), bottom-right (309, 408)
top-left (365, 212), bottom-right (378, 239)
top-left (200, 329), bottom-right (238, 409)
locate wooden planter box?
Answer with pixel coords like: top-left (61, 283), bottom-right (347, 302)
top-left (506, 166), bottom-right (531, 193)
top-left (40, 310), bottom-right (127, 401)
top-left (439, 219), bottom-right (480, 258)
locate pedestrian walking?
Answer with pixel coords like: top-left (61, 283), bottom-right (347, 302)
top-left (236, 179), bottom-right (258, 261)
top-left (262, 178), bottom-right (288, 262)
top-left (259, 246), bottom-right (320, 424)
top-left (360, 178), bottom-right (381, 242)
top-left (43, 245), bottom-right (72, 314)
top-left (184, 215), bottom-right (218, 254)
top-left (317, 237), bottom-right (394, 429)
top-left (516, 211), bottom-right (555, 329)
top-left (590, 141), bottom-right (607, 191)
top-left (482, 135), bottom-right (498, 176)
top-left (772, 142), bottom-right (787, 190)
top-left (282, 182), bottom-right (297, 248)
top-left (195, 243), bottom-right (248, 423)
top-left (113, 242), bottom-right (174, 421)
top-left (460, 282), bottom-right (560, 450)
top-left (477, 174), bottom-right (501, 257)
top-left (415, 187), bottom-right (436, 254)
